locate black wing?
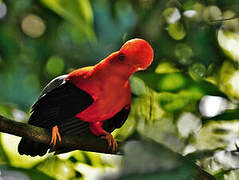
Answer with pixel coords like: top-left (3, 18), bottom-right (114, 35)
top-left (29, 81), bottom-right (94, 128)
top-left (18, 75), bottom-right (130, 156)
top-left (18, 77), bottom-right (94, 156)
top-left (103, 106), bottom-right (130, 133)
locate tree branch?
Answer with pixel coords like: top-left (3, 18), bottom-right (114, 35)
top-left (0, 115), bottom-right (123, 155)
top-left (0, 115), bottom-right (216, 179)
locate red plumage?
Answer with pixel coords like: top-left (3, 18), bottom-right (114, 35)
top-left (18, 38), bottom-right (154, 156)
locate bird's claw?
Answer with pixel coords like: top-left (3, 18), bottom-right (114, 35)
top-left (50, 125), bottom-right (62, 146)
top-left (101, 133), bottom-right (118, 152)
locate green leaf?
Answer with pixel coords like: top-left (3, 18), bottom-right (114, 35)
top-left (35, 156), bottom-right (75, 179)
top-left (218, 60), bottom-right (239, 100)
top-left (113, 114), bottom-right (136, 140)
top-left (198, 81), bottom-right (228, 99)
top-left (214, 169), bottom-right (231, 180)
top-left (136, 72), bottom-right (190, 93)
top-left (1, 133), bottom-right (45, 168)
top-left (77, 0), bottom-right (93, 23)
top-left (158, 92), bottom-right (189, 112)
top-left (40, 0), bottom-right (95, 41)
top-left (1, 165), bottom-right (54, 180)
top-left (158, 89), bottom-right (203, 112)
top-left (137, 72), bottom-right (227, 98)
top-left (115, 139), bottom-right (215, 180)
top-left (218, 29), bottom-right (239, 62)
top-left (185, 148), bottom-right (224, 162)
top-left (0, 133), bottom-right (9, 164)
top-left (130, 76), bottom-right (147, 96)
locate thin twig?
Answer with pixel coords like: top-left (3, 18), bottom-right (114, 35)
top-left (210, 16), bottom-right (239, 22)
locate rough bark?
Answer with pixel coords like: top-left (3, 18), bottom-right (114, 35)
top-left (0, 115), bottom-right (122, 154)
top-left (0, 115), bottom-right (216, 179)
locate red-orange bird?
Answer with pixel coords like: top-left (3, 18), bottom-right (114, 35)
top-left (18, 38), bottom-right (154, 156)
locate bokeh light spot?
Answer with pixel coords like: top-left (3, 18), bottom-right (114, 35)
top-left (199, 96), bottom-right (228, 117)
top-left (174, 44), bottom-right (193, 64)
top-left (223, 10), bottom-right (235, 20)
top-left (12, 109), bottom-right (27, 122)
top-left (163, 8), bottom-right (181, 24)
top-left (203, 5), bottom-right (222, 21)
top-left (222, 11), bottom-right (239, 32)
top-left (0, 2), bottom-right (7, 19)
top-left (189, 63), bottom-right (207, 80)
top-left (183, 10), bottom-right (197, 18)
top-left (214, 150), bottom-right (239, 170)
top-left (23, 74), bottom-right (40, 93)
top-left (155, 61), bottom-right (179, 74)
top-left (21, 14), bottom-right (46, 38)
top-left (46, 56), bottom-right (65, 77)
top-left (158, 73), bottom-right (185, 91)
top-left (177, 112), bottom-right (201, 138)
top-left (168, 22), bottom-right (186, 40)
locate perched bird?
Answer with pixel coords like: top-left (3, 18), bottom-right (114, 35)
top-left (18, 38), bottom-right (154, 156)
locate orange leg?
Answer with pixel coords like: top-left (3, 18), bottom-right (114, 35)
top-left (89, 122), bottom-right (118, 152)
top-left (100, 130), bottom-right (118, 152)
top-left (50, 125), bottom-right (62, 146)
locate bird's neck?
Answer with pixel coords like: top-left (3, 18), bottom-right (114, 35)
top-left (93, 54), bottom-right (136, 82)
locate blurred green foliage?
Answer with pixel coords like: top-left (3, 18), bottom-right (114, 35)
top-left (1, 0), bottom-right (239, 179)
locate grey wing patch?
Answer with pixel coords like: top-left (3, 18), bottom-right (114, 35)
top-left (50, 117), bottom-right (97, 154)
top-left (58, 117), bottom-right (91, 136)
top-left (39, 75), bottom-right (68, 99)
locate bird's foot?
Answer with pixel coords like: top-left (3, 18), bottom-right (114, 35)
top-left (50, 125), bottom-right (62, 146)
top-left (101, 132), bottom-right (118, 152)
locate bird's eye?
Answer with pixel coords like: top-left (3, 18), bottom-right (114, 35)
top-left (118, 53), bottom-right (125, 61)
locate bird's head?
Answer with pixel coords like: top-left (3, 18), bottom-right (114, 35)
top-left (96, 38), bottom-right (154, 78)
top-left (118, 38), bottom-right (154, 71)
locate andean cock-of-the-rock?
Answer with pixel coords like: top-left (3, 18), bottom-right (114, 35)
top-left (18, 38), bottom-right (154, 156)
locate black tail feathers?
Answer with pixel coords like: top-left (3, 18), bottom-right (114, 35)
top-left (18, 138), bottom-right (49, 157)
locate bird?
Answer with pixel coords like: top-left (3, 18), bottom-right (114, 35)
top-left (18, 38), bottom-right (154, 156)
